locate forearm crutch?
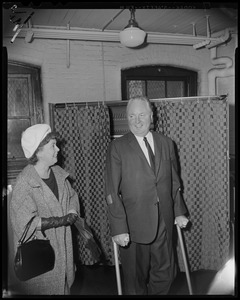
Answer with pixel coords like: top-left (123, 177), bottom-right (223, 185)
top-left (176, 224), bottom-right (193, 295)
top-left (112, 239), bottom-right (122, 295)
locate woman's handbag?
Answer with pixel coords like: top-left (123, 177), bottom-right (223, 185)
top-left (14, 216), bottom-right (55, 281)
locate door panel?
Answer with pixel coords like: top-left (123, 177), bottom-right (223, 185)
top-left (7, 62), bottom-right (43, 185)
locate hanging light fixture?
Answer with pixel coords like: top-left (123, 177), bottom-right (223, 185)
top-left (119, 8), bottom-right (146, 48)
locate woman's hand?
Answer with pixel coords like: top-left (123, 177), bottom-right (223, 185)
top-left (65, 213), bottom-right (78, 225)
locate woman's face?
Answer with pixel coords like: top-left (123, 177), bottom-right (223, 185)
top-left (37, 139), bottom-right (59, 166)
top-left (127, 100), bottom-right (153, 137)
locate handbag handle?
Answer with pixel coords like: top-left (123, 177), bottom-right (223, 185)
top-left (18, 216), bottom-right (48, 245)
top-left (18, 216), bottom-right (37, 245)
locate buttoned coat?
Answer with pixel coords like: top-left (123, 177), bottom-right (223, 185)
top-left (105, 131), bottom-right (187, 246)
top-left (10, 164), bottom-right (80, 295)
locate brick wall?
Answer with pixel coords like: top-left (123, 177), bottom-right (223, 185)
top-left (3, 37), bottom-right (236, 155)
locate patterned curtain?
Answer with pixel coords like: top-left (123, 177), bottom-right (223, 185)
top-left (154, 97), bottom-right (230, 271)
top-left (52, 104), bottom-right (115, 265)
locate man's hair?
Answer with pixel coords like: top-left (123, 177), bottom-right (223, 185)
top-left (28, 131), bottom-right (59, 165)
top-left (126, 96), bottom-right (153, 114)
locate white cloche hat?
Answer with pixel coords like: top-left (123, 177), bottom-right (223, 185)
top-left (21, 124), bottom-right (51, 158)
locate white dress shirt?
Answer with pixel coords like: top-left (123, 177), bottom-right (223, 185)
top-left (135, 131), bottom-right (155, 166)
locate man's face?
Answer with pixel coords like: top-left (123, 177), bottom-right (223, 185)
top-left (127, 100), bottom-right (152, 137)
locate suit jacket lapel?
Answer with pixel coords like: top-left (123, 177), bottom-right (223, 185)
top-left (127, 132), bottom-right (156, 175)
top-left (127, 132), bottom-right (147, 163)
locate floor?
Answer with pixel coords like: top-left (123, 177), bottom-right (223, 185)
top-left (70, 263), bottom-right (217, 296)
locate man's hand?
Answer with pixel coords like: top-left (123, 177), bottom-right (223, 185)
top-left (175, 215), bottom-right (189, 228)
top-left (113, 233), bottom-right (130, 247)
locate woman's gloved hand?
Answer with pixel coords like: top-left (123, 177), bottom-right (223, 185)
top-left (41, 213), bottom-right (78, 231)
top-left (65, 213), bottom-right (78, 225)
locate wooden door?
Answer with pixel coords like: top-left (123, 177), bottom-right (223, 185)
top-left (7, 62), bottom-right (44, 185)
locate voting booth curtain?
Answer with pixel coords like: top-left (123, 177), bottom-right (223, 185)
top-left (154, 96), bottom-right (229, 271)
top-left (51, 103), bottom-right (115, 265)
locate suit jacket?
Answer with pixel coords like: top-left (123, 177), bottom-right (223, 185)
top-left (105, 131), bottom-right (187, 244)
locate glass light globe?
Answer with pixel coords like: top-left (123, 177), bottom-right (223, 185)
top-left (120, 27), bottom-right (146, 48)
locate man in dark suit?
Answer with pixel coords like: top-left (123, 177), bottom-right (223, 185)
top-left (105, 96), bottom-right (189, 295)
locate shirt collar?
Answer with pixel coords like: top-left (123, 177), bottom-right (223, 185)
top-left (134, 131), bottom-right (153, 143)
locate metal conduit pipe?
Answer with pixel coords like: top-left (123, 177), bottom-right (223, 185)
top-left (207, 47), bottom-right (234, 95)
top-left (210, 27), bottom-right (237, 38)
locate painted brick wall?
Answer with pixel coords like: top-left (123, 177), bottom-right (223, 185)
top-left (3, 37), bottom-right (236, 137)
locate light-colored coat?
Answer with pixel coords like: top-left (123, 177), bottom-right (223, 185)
top-left (10, 164), bottom-right (80, 295)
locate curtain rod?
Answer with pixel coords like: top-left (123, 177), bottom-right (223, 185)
top-left (52, 95), bottom-right (227, 108)
top-left (150, 94), bottom-right (227, 101)
top-left (52, 100), bottom-right (127, 108)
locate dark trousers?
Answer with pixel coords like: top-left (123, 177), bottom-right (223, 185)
top-left (120, 208), bottom-right (175, 295)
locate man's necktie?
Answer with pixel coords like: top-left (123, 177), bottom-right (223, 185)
top-left (143, 136), bottom-right (155, 172)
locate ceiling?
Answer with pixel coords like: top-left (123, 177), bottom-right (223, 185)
top-left (2, 3), bottom-right (238, 45)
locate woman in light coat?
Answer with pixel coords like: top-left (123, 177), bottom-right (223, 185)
top-left (10, 124), bottom-right (80, 295)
